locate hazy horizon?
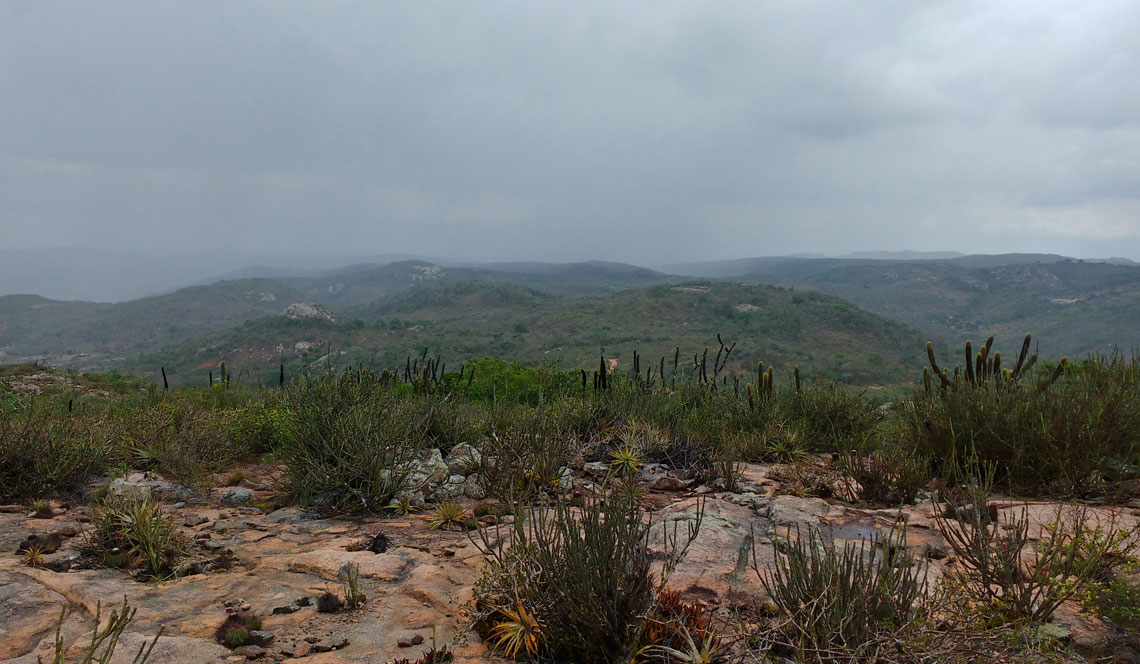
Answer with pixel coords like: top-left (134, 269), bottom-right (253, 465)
top-left (0, 245), bottom-right (1134, 302)
top-left (5, 2), bottom-right (1140, 283)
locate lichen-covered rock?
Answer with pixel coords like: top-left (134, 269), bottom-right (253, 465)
top-left (220, 489), bottom-right (253, 506)
top-left (444, 443), bottom-right (482, 475)
top-left (409, 449), bottom-right (449, 486)
top-left (463, 473), bottom-right (486, 499)
top-left (556, 467), bottom-right (574, 492)
top-left (429, 474), bottom-right (467, 502)
top-left (108, 473), bottom-right (195, 503)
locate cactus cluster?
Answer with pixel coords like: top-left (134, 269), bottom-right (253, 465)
top-left (924, 333), bottom-right (1066, 393)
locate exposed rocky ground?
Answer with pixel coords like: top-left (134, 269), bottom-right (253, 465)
top-left (2, 462), bottom-right (1138, 663)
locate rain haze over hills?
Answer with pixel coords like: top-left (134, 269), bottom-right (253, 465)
top-left (3, 2), bottom-right (1140, 300)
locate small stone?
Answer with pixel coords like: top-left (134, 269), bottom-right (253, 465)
top-left (650, 476), bottom-right (689, 491)
top-left (411, 448), bottom-right (450, 485)
top-left (247, 630), bottom-right (274, 646)
top-left (233, 645), bottom-right (266, 658)
top-left (42, 550), bottom-right (81, 572)
top-left (221, 489), bottom-right (254, 506)
top-left (313, 634), bottom-right (348, 652)
top-left (463, 473), bottom-right (486, 499)
top-left (411, 634), bottom-right (424, 645)
top-left (397, 638), bottom-right (414, 648)
top-left (240, 602), bottom-right (252, 612)
top-left (556, 467), bottom-right (574, 492)
top-left (583, 461), bottom-right (609, 477)
top-left (184, 515), bottom-right (210, 527)
top-left (175, 561), bottom-right (206, 576)
top-left (317, 591), bottom-right (343, 613)
top-left (923, 543), bottom-right (948, 560)
top-left (271, 605), bottom-right (298, 615)
top-left (445, 442), bottom-right (482, 474)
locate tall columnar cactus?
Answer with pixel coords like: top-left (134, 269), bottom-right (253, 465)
top-left (926, 333), bottom-right (1054, 390)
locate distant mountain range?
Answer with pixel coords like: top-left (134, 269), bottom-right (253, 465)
top-left (2, 251), bottom-right (1138, 387)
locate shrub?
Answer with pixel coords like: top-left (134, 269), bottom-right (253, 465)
top-left (1083, 573), bottom-right (1140, 630)
top-left (476, 406), bottom-right (580, 503)
top-left (0, 406), bottom-right (112, 502)
top-left (911, 342), bottom-right (1140, 496)
top-left (229, 399), bottom-right (292, 453)
top-left (838, 439), bottom-right (929, 506)
top-left (473, 492), bottom-right (704, 663)
top-left (774, 382), bottom-right (884, 451)
top-left (114, 402), bottom-right (245, 489)
top-left (933, 461), bottom-right (1140, 622)
top-left (754, 524), bottom-right (927, 662)
top-left (278, 372), bottom-right (421, 512)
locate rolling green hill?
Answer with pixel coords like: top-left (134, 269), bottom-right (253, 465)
top-left (0, 260), bottom-right (675, 371)
top-left (125, 280), bottom-right (930, 388)
top-left (799, 260), bottom-right (1140, 359)
top-left (8, 254), bottom-right (1132, 389)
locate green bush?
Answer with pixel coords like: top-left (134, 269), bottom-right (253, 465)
top-left (774, 381), bottom-right (884, 451)
top-left (114, 402), bottom-right (244, 489)
top-left (278, 371), bottom-right (421, 512)
top-left (229, 399), bottom-right (293, 453)
top-left (908, 353), bottom-right (1140, 495)
top-left (476, 405), bottom-right (580, 502)
top-left (0, 406), bottom-right (113, 502)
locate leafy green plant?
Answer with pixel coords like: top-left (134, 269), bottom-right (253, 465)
top-left (429, 501), bottom-right (470, 531)
top-left (339, 562), bottom-right (367, 609)
top-left (85, 497), bottom-right (184, 579)
top-left (764, 427), bottom-right (809, 463)
top-left (21, 543), bottom-right (46, 567)
top-left (1082, 572), bottom-right (1140, 630)
top-left (608, 442), bottom-right (643, 475)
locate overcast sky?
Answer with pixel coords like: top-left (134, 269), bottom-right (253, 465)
top-left (3, 1), bottom-right (1140, 266)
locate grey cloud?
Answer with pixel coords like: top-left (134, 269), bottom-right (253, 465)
top-left (2, 0), bottom-right (1140, 268)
